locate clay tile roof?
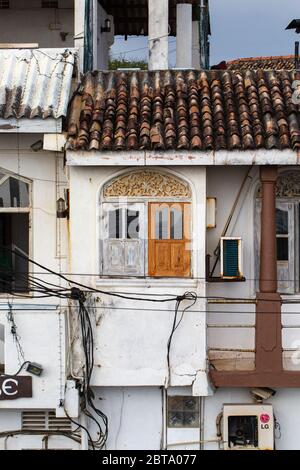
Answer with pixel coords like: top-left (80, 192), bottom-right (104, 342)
top-left (67, 69), bottom-right (300, 152)
top-left (227, 55), bottom-right (295, 71)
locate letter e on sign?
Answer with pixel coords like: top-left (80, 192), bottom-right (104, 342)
top-left (0, 376), bottom-right (32, 400)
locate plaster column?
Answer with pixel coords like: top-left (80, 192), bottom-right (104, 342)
top-left (256, 166), bottom-right (282, 373)
top-left (74, 0), bottom-right (86, 73)
top-left (259, 166), bottom-right (278, 294)
top-left (192, 21), bottom-right (200, 69)
top-left (176, 2), bottom-right (193, 69)
top-left (148, 0), bottom-right (169, 70)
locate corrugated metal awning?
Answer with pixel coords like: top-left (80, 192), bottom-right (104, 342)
top-left (0, 48), bottom-right (77, 120)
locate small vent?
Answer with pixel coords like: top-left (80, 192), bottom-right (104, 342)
top-left (221, 237), bottom-right (242, 279)
top-left (22, 411), bottom-right (47, 430)
top-left (0, 1), bottom-right (9, 8)
top-left (42, 0), bottom-right (58, 7)
top-left (22, 411), bottom-right (71, 432)
top-left (48, 411), bottom-right (71, 431)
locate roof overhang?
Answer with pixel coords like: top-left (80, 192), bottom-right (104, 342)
top-left (99, 0), bottom-right (201, 36)
top-left (66, 149), bottom-right (300, 167)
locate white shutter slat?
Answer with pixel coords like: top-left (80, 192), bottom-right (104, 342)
top-left (102, 203), bottom-right (145, 276)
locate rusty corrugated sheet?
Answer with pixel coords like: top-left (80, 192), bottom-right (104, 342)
top-left (0, 48), bottom-right (77, 120)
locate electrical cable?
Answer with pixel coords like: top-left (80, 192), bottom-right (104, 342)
top-left (2, 249), bottom-right (298, 305)
top-left (165, 292), bottom-right (197, 388)
top-left (4, 247), bottom-right (179, 304)
top-left (0, 361), bottom-right (30, 377)
top-left (68, 288), bottom-right (108, 450)
top-left (64, 407), bottom-right (96, 451)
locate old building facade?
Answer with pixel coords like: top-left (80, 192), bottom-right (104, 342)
top-left (1, 0), bottom-right (300, 452)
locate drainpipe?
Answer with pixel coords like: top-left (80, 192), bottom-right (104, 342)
top-left (84, 0), bottom-right (93, 72)
top-left (199, 0), bottom-right (209, 69)
top-left (81, 413), bottom-right (89, 451)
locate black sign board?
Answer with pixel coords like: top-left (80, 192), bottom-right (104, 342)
top-left (0, 376), bottom-right (32, 400)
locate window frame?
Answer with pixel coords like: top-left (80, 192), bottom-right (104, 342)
top-left (0, 170), bottom-right (32, 296)
top-left (102, 201), bottom-right (146, 277)
top-left (100, 195), bottom-right (192, 279)
top-left (255, 197), bottom-right (299, 295)
top-left (148, 201), bottom-right (191, 278)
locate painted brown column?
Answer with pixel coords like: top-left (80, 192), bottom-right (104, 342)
top-left (209, 165), bottom-right (300, 387)
top-left (256, 166), bottom-right (283, 373)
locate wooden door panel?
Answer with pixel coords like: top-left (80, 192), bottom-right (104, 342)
top-left (156, 243), bottom-right (171, 272)
top-left (171, 243), bottom-right (184, 271)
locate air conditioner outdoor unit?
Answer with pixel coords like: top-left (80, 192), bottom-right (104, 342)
top-left (222, 404), bottom-right (274, 450)
top-left (220, 237), bottom-right (243, 279)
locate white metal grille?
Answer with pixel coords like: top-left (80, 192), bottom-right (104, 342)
top-left (22, 411), bottom-right (72, 432)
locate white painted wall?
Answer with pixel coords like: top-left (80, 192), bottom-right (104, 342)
top-left (0, 1), bottom-right (74, 48)
top-left (90, 387), bottom-right (163, 450)
top-left (93, 1), bottom-right (114, 70)
top-left (0, 307), bottom-right (67, 410)
top-left (68, 165), bottom-right (209, 394)
top-left (0, 135), bottom-right (71, 412)
top-left (84, 385), bottom-right (300, 450)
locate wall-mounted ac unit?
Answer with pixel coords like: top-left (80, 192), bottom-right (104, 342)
top-left (222, 404), bottom-right (274, 450)
top-left (220, 237), bottom-right (243, 279)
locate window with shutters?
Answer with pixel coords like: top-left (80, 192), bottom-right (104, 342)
top-left (0, 171), bottom-right (31, 294)
top-left (255, 171), bottom-right (300, 294)
top-left (103, 203), bottom-right (145, 276)
top-left (101, 171), bottom-right (192, 278)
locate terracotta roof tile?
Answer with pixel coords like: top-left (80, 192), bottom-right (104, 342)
top-left (67, 69), bottom-right (300, 152)
top-left (227, 55), bottom-right (295, 71)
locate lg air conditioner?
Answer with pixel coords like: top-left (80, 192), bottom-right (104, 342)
top-left (222, 404), bottom-right (274, 450)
